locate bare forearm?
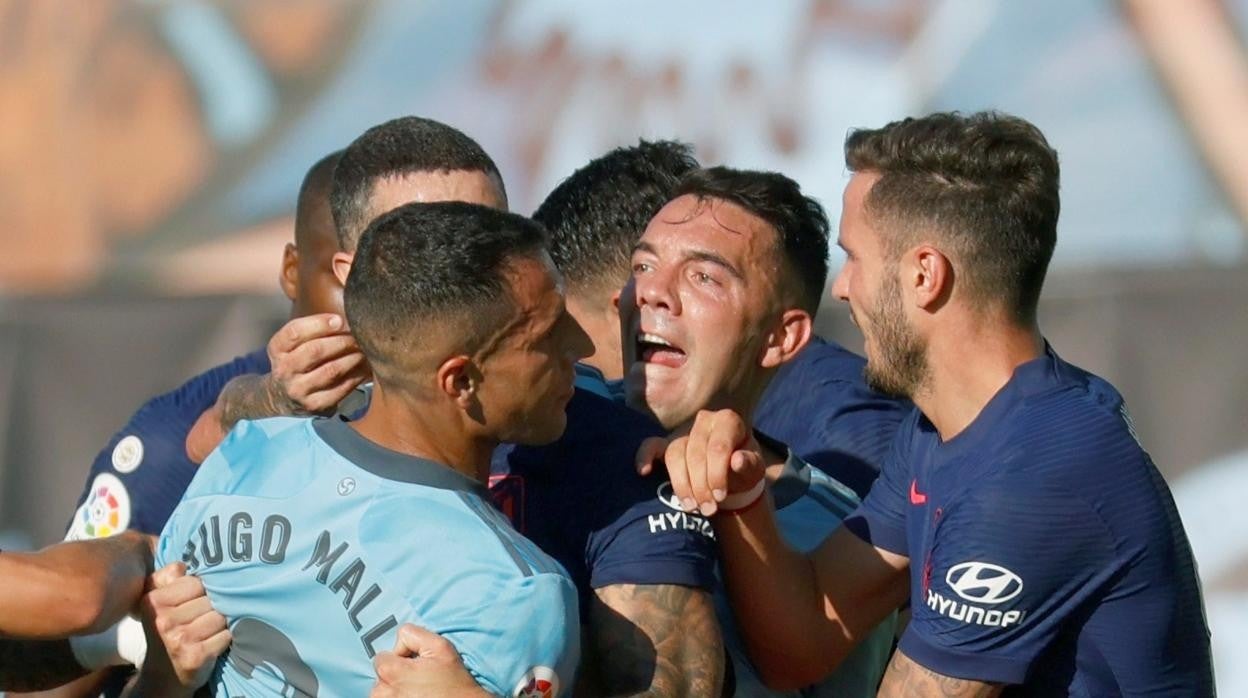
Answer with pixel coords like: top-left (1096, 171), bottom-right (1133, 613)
top-left (0, 532), bottom-right (153, 638)
top-left (189, 373), bottom-right (286, 462)
top-left (714, 497), bottom-right (846, 688)
top-left (216, 374), bottom-right (291, 433)
top-left (0, 639), bottom-right (87, 691)
top-left (877, 650), bottom-right (1003, 698)
top-left (590, 584), bottom-right (723, 697)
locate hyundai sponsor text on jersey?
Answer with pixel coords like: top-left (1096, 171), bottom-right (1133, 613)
top-left (844, 347), bottom-right (1214, 696)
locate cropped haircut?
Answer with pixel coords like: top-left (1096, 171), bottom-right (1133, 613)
top-left (845, 110), bottom-right (1060, 323)
top-left (293, 149), bottom-right (343, 248)
top-left (533, 140), bottom-right (698, 297)
top-left (672, 166), bottom-right (830, 314)
top-left (344, 202), bottom-right (548, 375)
top-left (331, 116), bottom-right (505, 251)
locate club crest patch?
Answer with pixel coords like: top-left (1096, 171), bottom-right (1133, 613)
top-left (111, 435), bottom-right (144, 473)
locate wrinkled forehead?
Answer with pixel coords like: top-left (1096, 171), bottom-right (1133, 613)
top-left (641, 194), bottom-right (779, 263)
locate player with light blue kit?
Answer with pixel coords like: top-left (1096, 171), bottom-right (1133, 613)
top-left (156, 201), bottom-right (590, 697)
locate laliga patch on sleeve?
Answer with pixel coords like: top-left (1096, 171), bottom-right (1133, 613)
top-left (513, 666), bottom-right (560, 698)
top-left (66, 473), bottom-right (132, 541)
top-left (111, 435), bottom-right (145, 473)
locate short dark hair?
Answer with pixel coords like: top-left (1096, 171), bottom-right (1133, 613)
top-left (844, 111), bottom-right (1060, 323)
top-left (294, 149), bottom-right (343, 249)
top-left (672, 166), bottom-right (830, 313)
top-left (344, 202), bottom-right (548, 373)
top-left (331, 117), bottom-right (505, 251)
top-left (533, 140), bottom-right (698, 298)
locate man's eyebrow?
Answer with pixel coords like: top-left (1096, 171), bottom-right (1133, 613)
top-left (631, 241), bottom-right (744, 280)
top-left (685, 249), bottom-right (744, 281)
top-left (632, 240), bottom-right (657, 256)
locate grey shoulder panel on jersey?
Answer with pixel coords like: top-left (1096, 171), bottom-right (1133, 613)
top-left (312, 417), bottom-right (488, 498)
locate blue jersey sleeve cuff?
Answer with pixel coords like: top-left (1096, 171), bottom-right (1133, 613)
top-left (589, 559), bottom-right (716, 592)
top-left (898, 630), bottom-right (1030, 685)
top-left (842, 507), bottom-right (908, 556)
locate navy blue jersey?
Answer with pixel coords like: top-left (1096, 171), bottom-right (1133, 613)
top-left (845, 347), bottom-right (1214, 695)
top-left (66, 349), bottom-right (271, 540)
top-left (756, 337), bottom-right (911, 499)
top-left (491, 387), bottom-right (718, 611)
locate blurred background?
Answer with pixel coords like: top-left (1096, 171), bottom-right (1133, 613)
top-left (0, 0), bottom-right (1244, 692)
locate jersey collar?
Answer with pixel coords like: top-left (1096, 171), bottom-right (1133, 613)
top-left (313, 417), bottom-right (488, 497)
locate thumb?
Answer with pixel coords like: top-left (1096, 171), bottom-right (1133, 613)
top-left (151, 561), bottom-right (187, 590)
top-left (730, 448), bottom-right (765, 482)
top-left (635, 436), bottom-right (668, 476)
top-left (393, 624), bottom-right (454, 659)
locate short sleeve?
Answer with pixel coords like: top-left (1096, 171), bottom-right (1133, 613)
top-left (463, 573), bottom-right (581, 698)
top-left (585, 472), bottom-right (718, 592)
top-left (841, 412), bottom-right (917, 556)
top-left (65, 349), bottom-right (271, 538)
top-left (899, 474), bottom-right (1115, 684)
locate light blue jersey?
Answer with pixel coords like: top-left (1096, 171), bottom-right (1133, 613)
top-left (156, 417), bottom-right (579, 698)
top-left (719, 451), bottom-right (897, 697)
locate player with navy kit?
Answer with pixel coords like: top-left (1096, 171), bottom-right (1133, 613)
top-left (517, 145), bottom-right (906, 695)
top-left (656, 112), bottom-right (1214, 696)
top-left (65, 150), bottom-right (345, 543)
top-left (156, 202), bottom-right (587, 696)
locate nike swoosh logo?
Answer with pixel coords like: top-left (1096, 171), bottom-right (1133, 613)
top-left (910, 479), bottom-right (928, 505)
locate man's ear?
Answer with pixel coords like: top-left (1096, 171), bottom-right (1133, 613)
top-left (760, 308), bottom-right (813, 369)
top-left (908, 244), bottom-right (953, 312)
top-left (436, 355), bottom-right (479, 408)
top-left (332, 251), bottom-right (355, 288)
top-left (279, 243), bottom-right (299, 302)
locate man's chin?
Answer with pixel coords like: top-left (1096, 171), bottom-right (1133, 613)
top-left (516, 413), bottom-right (568, 446)
top-left (640, 391), bottom-right (696, 432)
top-left (864, 364), bottom-right (912, 400)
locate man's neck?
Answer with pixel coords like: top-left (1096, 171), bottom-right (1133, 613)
top-left (671, 399), bottom-right (789, 481)
top-left (914, 314), bottom-right (1045, 442)
top-left (350, 382), bottom-right (495, 483)
top-left (567, 294), bottom-right (622, 381)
